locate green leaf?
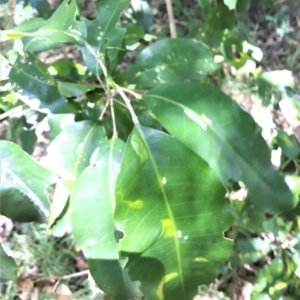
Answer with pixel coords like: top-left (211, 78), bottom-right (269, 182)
top-left (1, 0), bottom-right (86, 52)
top-left (57, 82), bottom-right (97, 98)
top-left (276, 130), bottom-right (300, 159)
top-left (42, 120), bottom-right (106, 184)
top-left (143, 82), bottom-right (294, 214)
top-left (8, 116), bottom-right (37, 155)
top-left (128, 38), bottom-right (218, 88)
top-left (0, 244), bottom-right (17, 282)
top-left (71, 138), bottom-right (125, 259)
top-left (9, 53), bottom-right (77, 114)
top-left (88, 259), bottom-right (142, 300)
top-left (0, 141), bottom-right (56, 222)
top-left (47, 114), bottom-right (75, 140)
top-left (115, 125), bottom-right (233, 299)
top-left (80, 0), bottom-right (129, 74)
top-left (223, 0), bottom-right (238, 10)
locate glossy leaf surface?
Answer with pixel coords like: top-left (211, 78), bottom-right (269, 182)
top-left (42, 121), bottom-right (105, 182)
top-left (0, 141), bottom-right (56, 222)
top-left (9, 53), bottom-right (76, 114)
top-left (1, 0), bottom-right (86, 52)
top-left (115, 126), bottom-right (233, 299)
top-left (71, 138), bottom-right (125, 259)
top-left (128, 38), bottom-right (218, 88)
top-left (80, 0), bottom-right (129, 74)
top-left (0, 244), bottom-right (17, 282)
top-left (88, 259), bottom-right (142, 300)
top-left (143, 82), bottom-right (294, 214)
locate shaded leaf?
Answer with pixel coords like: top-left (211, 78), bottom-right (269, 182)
top-left (9, 53), bottom-right (77, 114)
top-left (42, 120), bottom-right (105, 182)
top-left (0, 244), bottom-right (17, 282)
top-left (1, 0), bottom-right (86, 52)
top-left (143, 82), bottom-right (294, 214)
top-left (57, 82), bottom-right (97, 98)
top-left (88, 259), bottom-right (142, 300)
top-left (71, 138), bottom-right (125, 259)
top-left (80, 0), bottom-right (129, 74)
top-left (115, 125), bottom-right (233, 299)
top-left (0, 141), bottom-right (56, 222)
top-left (128, 38), bottom-right (218, 88)
top-left (276, 130), bottom-right (300, 159)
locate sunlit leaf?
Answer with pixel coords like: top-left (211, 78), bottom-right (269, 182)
top-left (128, 38), bottom-right (218, 88)
top-left (1, 0), bottom-right (86, 52)
top-left (71, 138), bottom-right (125, 259)
top-left (143, 82), bottom-right (294, 214)
top-left (0, 141), bottom-right (56, 222)
top-left (9, 53), bottom-right (77, 114)
top-left (42, 120), bottom-right (106, 182)
top-left (115, 125), bottom-right (233, 299)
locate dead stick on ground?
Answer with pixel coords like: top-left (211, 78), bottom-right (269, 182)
top-left (52, 270), bottom-right (89, 293)
top-left (165, 0), bottom-right (177, 38)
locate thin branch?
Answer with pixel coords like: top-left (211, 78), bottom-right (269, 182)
top-left (52, 270), bottom-right (89, 293)
top-left (0, 105), bottom-right (24, 120)
top-left (115, 83), bottom-right (139, 124)
top-left (165, 0), bottom-right (177, 38)
top-left (99, 98), bottom-right (110, 120)
top-left (106, 78), bottom-right (117, 137)
top-left (119, 87), bottom-right (142, 100)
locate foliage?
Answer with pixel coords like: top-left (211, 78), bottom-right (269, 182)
top-left (0, 0), bottom-right (299, 299)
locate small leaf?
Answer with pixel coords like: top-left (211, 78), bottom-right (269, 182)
top-left (57, 82), bottom-right (97, 98)
top-left (0, 141), bottom-right (56, 222)
top-left (88, 259), bottom-right (142, 300)
top-left (9, 53), bottom-right (77, 114)
top-left (42, 120), bottom-right (106, 182)
top-left (115, 125), bottom-right (233, 299)
top-left (276, 130), bottom-right (300, 159)
top-left (128, 38), bottom-right (218, 88)
top-left (223, 0), bottom-right (238, 10)
top-left (71, 138), bottom-right (125, 259)
top-left (1, 0), bottom-right (86, 52)
top-left (0, 244), bottom-right (17, 282)
top-left (80, 0), bottom-right (129, 74)
top-left (143, 82), bottom-right (294, 214)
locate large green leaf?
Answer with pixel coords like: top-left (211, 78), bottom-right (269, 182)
top-left (71, 138), bottom-right (125, 259)
top-left (0, 141), bottom-right (56, 222)
top-left (9, 53), bottom-right (77, 114)
top-left (143, 82), bottom-right (294, 214)
top-left (0, 0), bottom-right (86, 52)
top-left (42, 120), bottom-right (105, 182)
top-left (88, 259), bottom-right (142, 300)
top-left (128, 38), bottom-right (218, 88)
top-left (80, 0), bottom-right (129, 74)
top-left (44, 121), bottom-right (105, 235)
top-left (115, 125), bottom-right (233, 299)
top-left (0, 244), bottom-right (17, 282)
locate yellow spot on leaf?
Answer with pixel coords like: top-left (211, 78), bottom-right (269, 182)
top-left (123, 200), bottom-right (143, 210)
top-left (156, 272), bottom-right (178, 298)
top-left (195, 257), bottom-right (208, 262)
top-left (161, 219), bottom-right (176, 238)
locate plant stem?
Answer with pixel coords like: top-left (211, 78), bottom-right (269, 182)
top-left (0, 105), bottom-right (24, 120)
top-left (52, 270), bottom-right (89, 293)
top-left (165, 0), bottom-right (177, 38)
top-left (107, 79), bottom-right (117, 137)
top-left (120, 87), bottom-right (142, 100)
top-left (115, 84), bottom-right (139, 124)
